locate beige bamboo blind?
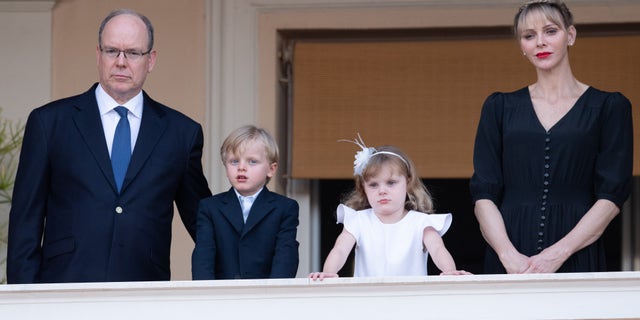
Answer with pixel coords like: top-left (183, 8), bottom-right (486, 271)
top-left (291, 34), bottom-right (640, 179)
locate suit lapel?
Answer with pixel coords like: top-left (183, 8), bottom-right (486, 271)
top-left (242, 189), bottom-right (275, 236)
top-left (220, 189), bottom-right (245, 234)
top-left (119, 92), bottom-right (167, 193)
top-left (72, 85), bottom-right (118, 192)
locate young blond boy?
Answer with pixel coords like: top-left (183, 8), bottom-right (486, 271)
top-left (192, 125), bottom-right (299, 279)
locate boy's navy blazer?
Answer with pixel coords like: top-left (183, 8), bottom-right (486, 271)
top-left (7, 83), bottom-right (211, 283)
top-left (192, 187), bottom-right (299, 280)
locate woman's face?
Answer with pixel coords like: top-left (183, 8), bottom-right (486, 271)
top-left (518, 10), bottom-right (575, 71)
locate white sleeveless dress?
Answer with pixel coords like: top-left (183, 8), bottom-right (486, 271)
top-left (337, 204), bottom-right (452, 277)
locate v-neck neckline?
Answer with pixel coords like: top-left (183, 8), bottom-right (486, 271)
top-left (526, 86), bottom-right (591, 133)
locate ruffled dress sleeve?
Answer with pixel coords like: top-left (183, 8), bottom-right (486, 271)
top-left (593, 92), bottom-right (633, 208)
top-left (414, 211), bottom-right (452, 237)
top-left (469, 92), bottom-right (506, 204)
top-left (336, 204), bottom-right (360, 240)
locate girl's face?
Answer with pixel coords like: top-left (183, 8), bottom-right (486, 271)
top-left (363, 164), bottom-right (408, 220)
top-left (518, 11), bottom-right (575, 72)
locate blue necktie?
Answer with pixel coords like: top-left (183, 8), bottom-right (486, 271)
top-left (111, 106), bottom-right (131, 192)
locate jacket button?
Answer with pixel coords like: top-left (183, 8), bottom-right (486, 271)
top-left (115, 206), bottom-right (123, 214)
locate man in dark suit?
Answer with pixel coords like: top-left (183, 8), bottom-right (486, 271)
top-left (7, 9), bottom-right (211, 283)
top-left (192, 125), bottom-right (299, 279)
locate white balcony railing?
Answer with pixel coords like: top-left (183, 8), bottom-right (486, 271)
top-left (1, 272), bottom-right (640, 319)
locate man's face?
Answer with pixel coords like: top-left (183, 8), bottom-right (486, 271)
top-left (96, 14), bottom-right (156, 104)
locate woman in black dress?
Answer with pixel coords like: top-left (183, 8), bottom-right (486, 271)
top-left (470, 0), bottom-right (633, 274)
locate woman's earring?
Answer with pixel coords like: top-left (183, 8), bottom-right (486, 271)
top-left (523, 51), bottom-right (527, 56)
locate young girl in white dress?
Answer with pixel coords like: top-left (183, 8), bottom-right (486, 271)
top-left (309, 138), bottom-right (470, 279)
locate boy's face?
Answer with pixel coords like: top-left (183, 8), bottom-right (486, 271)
top-left (224, 140), bottom-right (277, 196)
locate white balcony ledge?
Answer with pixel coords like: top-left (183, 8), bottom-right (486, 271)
top-left (1, 271), bottom-right (640, 319)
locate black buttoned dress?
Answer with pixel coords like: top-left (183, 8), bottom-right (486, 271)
top-left (470, 86), bottom-right (633, 273)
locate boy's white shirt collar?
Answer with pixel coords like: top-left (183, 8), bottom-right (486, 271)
top-left (234, 187), bottom-right (264, 200)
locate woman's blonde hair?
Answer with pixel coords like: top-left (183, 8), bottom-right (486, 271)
top-left (343, 145), bottom-right (434, 213)
top-left (514, 0), bottom-right (574, 36)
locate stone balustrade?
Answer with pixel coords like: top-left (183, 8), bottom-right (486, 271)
top-left (1, 272), bottom-right (639, 319)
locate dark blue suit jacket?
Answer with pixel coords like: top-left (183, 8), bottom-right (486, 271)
top-left (191, 187), bottom-right (299, 279)
top-left (7, 84), bottom-right (211, 283)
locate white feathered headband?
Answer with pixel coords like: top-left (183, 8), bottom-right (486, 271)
top-left (340, 133), bottom-right (409, 176)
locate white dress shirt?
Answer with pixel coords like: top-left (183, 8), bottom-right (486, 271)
top-left (95, 84), bottom-right (143, 155)
top-left (234, 188), bottom-right (263, 222)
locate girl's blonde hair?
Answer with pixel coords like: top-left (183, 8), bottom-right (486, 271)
top-left (343, 145), bottom-right (434, 213)
top-left (514, 0), bottom-right (574, 36)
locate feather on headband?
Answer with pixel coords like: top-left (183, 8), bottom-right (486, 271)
top-left (339, 133), bottom-right (409, 176)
